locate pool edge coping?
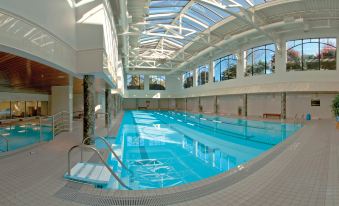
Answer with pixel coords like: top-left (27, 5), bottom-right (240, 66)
top-left (55, 116), bottom-right (308, 205)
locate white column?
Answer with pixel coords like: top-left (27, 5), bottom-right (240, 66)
top-left (236, 50), bottom-right (245, 79)
top-left (275, 39), bottom-right (285, 75)
top-left (208, 58), bottom-right (214, 83)
top-left (51, 77), bottom-right (73, 132)
top-left (144, 75), bottom-right (150, 92)
top-left (193, 67), bottom-right (198, 87)
top-left (68, 75), bottom-right (73, 131)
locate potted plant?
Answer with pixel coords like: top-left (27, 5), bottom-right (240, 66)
top-left (331, 94), bottom-right (339, 128)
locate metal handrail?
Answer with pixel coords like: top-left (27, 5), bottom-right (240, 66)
top-left (82, 136), bottom-right (133, 175)
top-left (68, 144), bottom-right (132, 190)
top-left (0, 134), bottom-right (9, 152)
top-left (40, 111), bottom-right (70, 140)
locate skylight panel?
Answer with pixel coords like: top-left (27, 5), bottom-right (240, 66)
top-left (198, 2), bottom-right (230, 18)
top-left (181, 18), bottom-right (206, 31)
top-left (185, 10), bottom-right (215, 26)
top-left (147, 13), bottom-right (177, 20)
top-left (191, 4), bottom-right (223, 22)
top-left (149, 7), bottom-right (182, 15)
top-left (150, 0), bottom-right (189, 8)
top-left (147, 19), bottom-right (174, 25)
top-left (181, 21), bottom-right (205, 32)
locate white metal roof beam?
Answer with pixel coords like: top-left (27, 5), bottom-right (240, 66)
top-left (197, 0), bottom-right (276, 43)
top-left (154, 0), bottom-right (197, 50)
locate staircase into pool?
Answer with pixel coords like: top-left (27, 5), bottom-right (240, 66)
top-left (65, 136), bottom-right (133, 190)
top-left (65, 162), bottom-right (111, 187)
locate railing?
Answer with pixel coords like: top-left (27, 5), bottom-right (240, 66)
top-left (0, 134), bottom-right (9, 152)
top-left (73, 111), bottom-right (84, 120)
top-left (40, 111), bottom-right (70, 141)
top-left (82, 136), bottom-right (133, 175)
top-left (293, 114), bottom-right (305, 125)
top-left (68, 144), bottom-right (132, 190)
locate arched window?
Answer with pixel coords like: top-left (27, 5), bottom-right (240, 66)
top-left (126, 74), bottom-right (144, 90)
top-left (183, 71), bottom-right (193, 88)
top-left (245, 44), bottom-right (276, 76)
top-left (149, 75), bottom-right (166, 90)
top-left (197, 65), bottom-right (209, 86)
top-left (213, 54), bottom-right (237, 82)
top-left (287, 38), bottom-right (336, 71)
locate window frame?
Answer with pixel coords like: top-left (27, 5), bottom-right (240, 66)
top-left (149, 75), bottom-right (166, 90)
top-left (286, 37), bottom-right (337, 71)
top-left (245, 43), bottom-right (276, 76)
top-left (213, 54), bottom-right (237, 82)
top-left (183, 71), bottom-right (194, 88)
top-left (126, 74), bottom-right (145, 90)
top-left (197, 64), bottom-right (209, 86)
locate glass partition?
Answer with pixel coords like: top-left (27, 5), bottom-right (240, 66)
top-left (25, 101), bottom-right (38, 117)
top-left (0, 101), bottom-right (11, 119)
top-left (11, 101), bottom-right (25, 118)
top-left (38, 101), bottom-right (49, 116)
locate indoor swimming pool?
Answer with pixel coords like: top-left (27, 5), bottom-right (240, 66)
top-left (0, 124), bottom-right (53, 153)
top-left (100, 110), bottom-right (302, 190)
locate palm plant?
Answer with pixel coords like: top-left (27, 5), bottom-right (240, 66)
top-left (331, 94), bottom-right (339, 121)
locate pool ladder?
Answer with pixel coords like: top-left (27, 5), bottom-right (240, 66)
top-left (293, 114), bottom-right (305, 125)
top-left (67, 136), bottom-right (132, 190)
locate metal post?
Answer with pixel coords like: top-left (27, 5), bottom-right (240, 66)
top-left (39, 117), bottom-right (42, 142)
top-left (52, 116), bottom-right (55, 140)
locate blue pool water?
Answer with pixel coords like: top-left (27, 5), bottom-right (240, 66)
top-left (102, 111), bottom-right (302, 190)
top-left (0, 124), bottom-right (53, 152)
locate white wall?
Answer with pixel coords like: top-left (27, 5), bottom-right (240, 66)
top-left (159, 99), bottom-right (169, 110)
top-left (247, 93), bottom-right (281, 117)
top-left (123, 74), bottom-right (181, 98)
top-left (187, 97), bottom-right (199, 113)
top-left (218, 95), bottom-right (242, 115)
top-left (200, 96), bottom-right (215, 113)
top-left (73, 94), bottom-right (84, 112)
top-left (123, 99), bottom-right (137, 110)
top-left (175, 98), bottom-right (186, 111)
top-left (51, 86), bottom-right (72, 114)
top-left (287, 93), bottom-right (336, 119)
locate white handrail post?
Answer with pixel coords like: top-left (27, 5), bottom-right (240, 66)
top-left (52, 116), bottom-right (55, 140)
top-left (39, 117), bottom-right (42, 142)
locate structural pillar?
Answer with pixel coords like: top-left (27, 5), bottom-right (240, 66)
top-left (208, 58), bottom-right (214, 83)
top-left (185, 98), bottom-right (187, 112)
top-left (83, 75), bottom-right (95, 144)
top-left (112, 94), bottom-right (116, 118)
top-left (68, 76), bottom-right (73, 131)
top-left (198, 96), bottom-right (202, 113)
top-left (214, 96), bottom-right (218, 114)
top-left (105, 87), bottom-right (112, 128)
top-left (243, 94), bottom-right (248, 117)
top-left (281, 92), bottom-right (287, 120)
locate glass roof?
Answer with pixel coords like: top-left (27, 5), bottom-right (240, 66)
top-left (137, 0), bottom-right (270, 59)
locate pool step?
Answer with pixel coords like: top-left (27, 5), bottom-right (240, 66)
top-left (64, 162), bottom-right (111, 187)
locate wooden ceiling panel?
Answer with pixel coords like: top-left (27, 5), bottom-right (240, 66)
top-left (0, 51), bottom-right (73, 93)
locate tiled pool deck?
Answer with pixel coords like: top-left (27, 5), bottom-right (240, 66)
top-left (0, 117), bottom-right (338, 206)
